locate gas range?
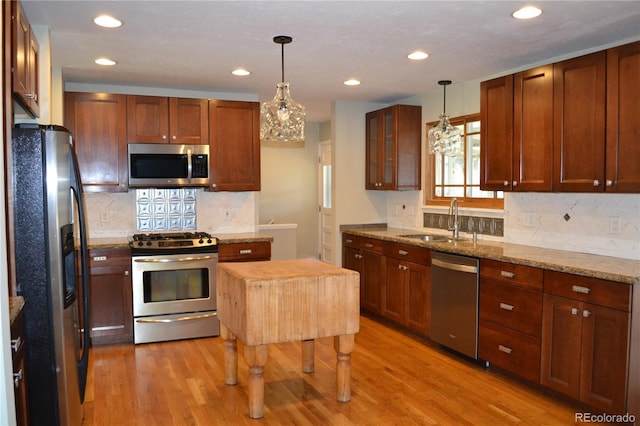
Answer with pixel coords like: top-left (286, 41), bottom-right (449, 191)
top-left (129, 231), bottom-right (218, 254)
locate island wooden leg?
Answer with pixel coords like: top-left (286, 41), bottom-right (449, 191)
top-left (220, 323), bottom-right (237, 385)
top-left (334, 334), bottom-right (355, 402)
top-left (244, 344), bottom-right (268, 419)
top-left (302, 339), bottom-right (315, 373)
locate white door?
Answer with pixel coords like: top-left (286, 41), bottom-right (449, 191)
top-left (318, 141), bottom-right (334, 264)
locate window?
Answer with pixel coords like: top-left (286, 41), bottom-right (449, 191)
top-left (426, 113), bottom-right (503, 208)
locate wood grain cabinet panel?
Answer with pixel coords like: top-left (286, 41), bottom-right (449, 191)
top-left (127, 95), bottom-right (208, 144)
top-left (218, 241), bottom-right (271, 262)
top-left (606, 40), bottom-right (640, 192)
top-left (342, 234), bottom-right (384, 315)
top-left (552, 51), bottom-right (607, 192)
top-left (11, 0), bottom-right (39, 117)
top-left (88, 248), bottom-right (133, 345)
top-left (209, 100), bottom-right (260, 191)
top-left (365, 105), bottom-right (421, 191)
top-left (64, 92), bottom-right (128, 193)
top-left (541, 271), bottom-right (631, 413)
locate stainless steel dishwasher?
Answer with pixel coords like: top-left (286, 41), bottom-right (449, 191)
top-left (430, 251), bottom-right (480, 359)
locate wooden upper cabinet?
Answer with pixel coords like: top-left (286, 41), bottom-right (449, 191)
top-left (12, 0), bottom-right (39, 117)
top-left (480, 75), bottom-right (513, 191)
top-left (366, 105), bottom-right (421, 191)
top-left (64, 92), bottom-right (128, 193)
top-left (208, 100), bottom-right (260, 191)
top-left (606, 40), bottom-right (640, 193)
top-left (513, 65), bottom-right (553, 191)
top-left (127, 96), bottom-right (208, 144)
top-left (552, 51), bottom-right (606, 192)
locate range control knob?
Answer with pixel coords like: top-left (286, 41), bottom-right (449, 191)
top-left (137, 241), bottom-right (144, 247)
top-left (199, 239), bottom-right (204, 244)
top-left (207, 239), bottom-right (212, 244)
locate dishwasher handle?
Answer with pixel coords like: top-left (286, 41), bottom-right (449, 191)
top-left (432, 257), bottom-right (478, 274)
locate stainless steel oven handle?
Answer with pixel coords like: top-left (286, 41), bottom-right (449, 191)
top-left (432, 258), bottom-right (478, 274)
top-left (136, 312), bottom-right (217, 323)
top-left (133, 255), bottom-right (217, 263)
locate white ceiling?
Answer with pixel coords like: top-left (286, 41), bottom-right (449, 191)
top-left (22, 1), bottom-right (640, 122)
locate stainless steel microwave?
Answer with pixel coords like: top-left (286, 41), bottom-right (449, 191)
top-left (128, 143), bottom-right (210, 188)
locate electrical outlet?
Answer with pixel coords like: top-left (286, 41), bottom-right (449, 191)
top-left (100, 211), bottom-right (109, 223)
top-left (609, 217), bottom-right (622, 235)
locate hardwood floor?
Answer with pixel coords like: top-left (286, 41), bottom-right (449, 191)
top-left (84, 315), bottom-right (589, 425)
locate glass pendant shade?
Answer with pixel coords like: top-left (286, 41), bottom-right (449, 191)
top-left (428, 114), bottom-right (463, 156)
top-left (260, 35), bottom-right (306, 143)
top-left (260, 82), bottom-right (305, 143)
top-left (428, 80), bottom-right (463, 156)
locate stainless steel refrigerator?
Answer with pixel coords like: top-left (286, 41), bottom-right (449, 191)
top-left (12, 124), bottom-right (90, 426)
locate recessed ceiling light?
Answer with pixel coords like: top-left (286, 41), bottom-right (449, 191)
top-left (407, 51), bottom-right (429, 60)
top-left (512, 6), bottom-right (543, 19)
top-left (95, 58), bottom-right (116, 66)
top-left (231, 68), bottom-right (251, 76)
top-left (344, 79), bottom-right (361, 86)
top-left (93, 15), bottom-right (122, 28)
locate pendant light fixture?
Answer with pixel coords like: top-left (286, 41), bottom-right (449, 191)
top-left (260, 35), bottom-right (306, 143)
top-left (428, 80), bottom-right (463, 156)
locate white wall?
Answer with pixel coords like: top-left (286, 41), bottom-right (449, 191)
top-left (259, 122), bottom-right (320, 259)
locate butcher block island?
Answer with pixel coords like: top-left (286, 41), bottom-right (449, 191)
top-left (216, 258), bottom-right (360, 419)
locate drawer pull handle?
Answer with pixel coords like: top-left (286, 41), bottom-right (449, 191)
top-left (346, 239), bottom-right (353, 243)
top-left (572, 285), bottom-right (590, 294)
top-left (239, 249), bottom-right (253, 254)
top-left (499, 302), bottom-right (514, 311)
top-left (398, 250), bottom-right (408, 256)
top-left (11, 336), bottom-right (21, 353)
top-left (93, 256), bottom-right (108, 261)
top-left (500, 271), bottom-right (515, 278)
top-left (498, 345), bottom-right (512, 354)
top-left (14, 369), bottom-right (23, 388)
top-left (365, 243), bottom-right (373, 248)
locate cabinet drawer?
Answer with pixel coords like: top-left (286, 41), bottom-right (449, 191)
top-left (480, 259), bottom-right (543, 291)
top-left (89, 248), bottom-right (131, 267)
top-left (219, 241), bottom-right (271, 262)
top-left (342, 233), bottom-right (361, 249)
top-left (383, 241), bottom-right (430, 265)
top-left (480, 281), bottom-right (542, 337)
top-left (479, 320), bottom-right (541, 383)
top-left (544, 270), bottom-right (631, 311)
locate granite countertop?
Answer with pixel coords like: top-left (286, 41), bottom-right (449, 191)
top-left (85, 233), bottom-right (273, 250)
top-left (9, 296), bottom-right (25, 325)
top-left (342, 226), bottom-right (640, 285)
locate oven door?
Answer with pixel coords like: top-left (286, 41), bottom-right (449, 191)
top-left (132, 252), bottom-right (217, 317)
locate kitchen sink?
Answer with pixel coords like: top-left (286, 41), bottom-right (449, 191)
top-left (399, 234), bottom-right (454, 243)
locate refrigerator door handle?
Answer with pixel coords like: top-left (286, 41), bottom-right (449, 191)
top-left (70, 145), bottom-right (91, 403)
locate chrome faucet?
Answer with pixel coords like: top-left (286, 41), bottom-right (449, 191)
top-left (448, 198), bottom-right (459, 240)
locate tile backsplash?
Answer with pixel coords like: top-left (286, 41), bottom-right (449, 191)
top-left (422, 212), bottom-right (504, 237)
top-left (135, 188), bottom-right (197, 231)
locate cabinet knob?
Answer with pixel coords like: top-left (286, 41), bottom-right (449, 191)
top-left (512, 181), bottom-right (518, 187)
top-left (162, 135), bottom-right (167, 140)
top-left (606, 180), bottom-right (613, 186)
top-left (571, 307), bottom-right (579, 315)
top-left (503, 181), bottom-right (509, 187)
top-left (583, 310), bottom-right (591, 318)
top-left (172, 135), bottom-right (177, 140)
top-left (593, 180), bottom-right (600, 187)
top-left (124, 270), bottom-right (129, 276)
top-left (211, 183), bottom-right (217, 188)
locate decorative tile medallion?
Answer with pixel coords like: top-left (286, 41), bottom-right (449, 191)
top-left (136, 188), bottom-right (197, 231)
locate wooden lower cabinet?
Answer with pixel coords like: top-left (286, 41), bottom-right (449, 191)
top-left (478, 259), bottom-right (543, 382)
top-left (342, 234), bottom-right (384, 315)
top-left (218, 241), bottom-right (271, 262)
top-left (541, 271), bottom-right (631, 413)
top-left (88, 248), bottom-right (133, 345)
top-left (382, 242), bottom-right (431, 335)
top-left (11, 309), bottom-right (29, 426)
